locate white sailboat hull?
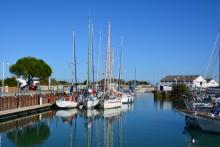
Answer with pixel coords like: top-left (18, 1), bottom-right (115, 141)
top-left (196, 114), bottom-right (220, 133)
top-left (121, 95), bottom-right (134, 104)
top-left (83, 99), bottom-right (99, 109)
top-left (100, 98), bottom-right (122, 109)
top-left (56, 99), bottom-right (78, 108)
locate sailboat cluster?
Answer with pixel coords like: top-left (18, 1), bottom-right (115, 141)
top-left (56, 19), bottom-right (135, 110)
top-left (179, 33), bottom-right (220, 134)
top-left (180, 88), bottom-right (220, 134)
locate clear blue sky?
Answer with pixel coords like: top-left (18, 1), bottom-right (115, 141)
top-left (1, 0), bottom-right (220, 84)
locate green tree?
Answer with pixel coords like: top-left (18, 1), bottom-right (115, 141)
top-left (171, 83), bottom-right (191, 98)
top-left (82, 80), bottom-right (88, 85)
top-left (1, 77), bottom-right (17, 87)
top-left (57, 80), bottom-right (70, 85)
top-left (5, 77), bottom-right (17, 87)
top-left (9, 57), bottom-right (52, 81)
top-left (170, 83), bottom-right (192, 108)
top-left (126, 80), bottom-right (150, 85)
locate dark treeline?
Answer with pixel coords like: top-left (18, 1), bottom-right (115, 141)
top-left (81, 79), bottom-right (150, 85)
top-left (0, 77), bottom-right (71, 87)
top-left (126, 80), bottom-right (150, 85)
top-left (0, 78), bottom-right (150, 87)
top-left (0, 77), bottom-right (17, 87)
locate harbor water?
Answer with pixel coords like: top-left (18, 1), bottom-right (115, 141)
top-left (0, 93), bottom-right (220, 147)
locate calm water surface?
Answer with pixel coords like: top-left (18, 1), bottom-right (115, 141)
top-left (1, 93), bottom-right (220, 147)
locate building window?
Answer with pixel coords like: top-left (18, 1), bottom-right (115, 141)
top-left (200, 82), bottom-right (203, 86)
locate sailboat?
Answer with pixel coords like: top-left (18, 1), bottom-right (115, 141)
top-left (99, 19), bottom-right (122, 109)
top-left (56, 97), bottom-right (78, 108)
top-left (121, 90), bottom-right (134, 104)
top-left (82, 88), bottom-right (99, 109)
top-left (194, 33), bottom-right (220, 132)
top-left (195, 99), bottom-right (220, 133)
top-left (117, 36), bottom-right (134, 104)
top-left (180, 32), bottom-right (220, 130)
top-left (82, 17), bottom-right (99, 109)
top-left (56, 31), bottom-right (78, 109)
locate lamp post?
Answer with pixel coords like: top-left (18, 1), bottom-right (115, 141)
top-left (48, 76), bottom-right (51, 91)
top-left (6, 62), bottom-right (10, 78)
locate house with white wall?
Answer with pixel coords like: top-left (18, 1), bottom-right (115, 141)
top-left (158, 75), bottom-right (216, 91)
top-left (206, 79), bottom-right (219, 87)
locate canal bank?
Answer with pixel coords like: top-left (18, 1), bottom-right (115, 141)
top-left (0, 92), bottom-right (57, 121)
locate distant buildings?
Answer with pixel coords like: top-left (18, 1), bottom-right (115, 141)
top-left (205, 78), bottom-right (219, 87)
top-left (158, 75), bottom-right (219, 91)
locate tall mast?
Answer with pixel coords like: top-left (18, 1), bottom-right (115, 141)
top-left (203, 32), bottom-right (220, 87)
top-left (219, 37), bottom-right (220, 87)
top-left (97, 30), bottom-right (102, 86)
top-left (118, 36), bottom-right (123, 87)
top-left (111, 47), bottom-right (114, 85)
top-left (72, 31), bottom-right (78, 92)
top-left (104, 19), bottom-right (111, 91)
top-left (92, 24), bottom-right (95, 86)
top-left (135, 65), bottom-right (136, 81)
top-left (108, 20), bottom-right (111, 86)
top-left (87, 16), bottom-right (91, 87)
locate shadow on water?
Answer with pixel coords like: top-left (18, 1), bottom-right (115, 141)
top-left (154, 92), bottom-right (186, 110)
top-left (153, 95), bottom-right (174, 110)
top-left (3, 111), bottom-right (53, 147)
top-left (184, 127), bottom-right (220, 147)
top-left (7, 122), bottom-right (50, 147)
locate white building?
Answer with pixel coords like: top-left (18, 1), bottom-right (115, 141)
top-left (206, 79), bottom-right (219, 87)
top-left (158, 75), bottom-right (218, 91)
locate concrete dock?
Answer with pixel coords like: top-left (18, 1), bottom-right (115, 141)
top-left (0, 104), bottom-right (53, 122)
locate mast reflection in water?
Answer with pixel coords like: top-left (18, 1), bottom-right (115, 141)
top-left (54, 103), bottom-right (133, 147)
top-left (1, 94), bottom-right (220, 147)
